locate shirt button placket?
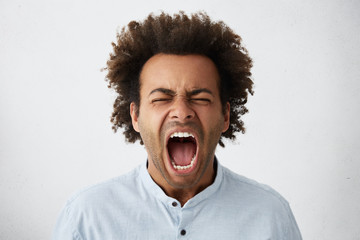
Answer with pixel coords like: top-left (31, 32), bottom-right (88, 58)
top-left (170, 201), bottom-right (187, 238)
top-left (178, 206), bottom-right (193, 239)
top-left (169, 200), bottom-right (181, 229)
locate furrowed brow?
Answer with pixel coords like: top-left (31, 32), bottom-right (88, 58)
top-left (148, 88), bottom-right (176, 97)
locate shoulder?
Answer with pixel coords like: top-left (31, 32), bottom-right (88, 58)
top-left (52, 165), bottom-right (144, 239)
top-left (220, 165), bottom-right (292, 213)
top-left (214, 165), bottom-right (302, 239)
top-left (65, 165), bottom-right (142, 213)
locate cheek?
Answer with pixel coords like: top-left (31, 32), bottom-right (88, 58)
top-left (150, 108), bottom-right (170, 126)
top-left (198, 107), bottom-right (224, 125)
top-left (138, 108), bottom-right (167, 138)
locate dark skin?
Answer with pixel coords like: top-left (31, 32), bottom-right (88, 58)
top-left (130, 54), bottom-right (230, 205)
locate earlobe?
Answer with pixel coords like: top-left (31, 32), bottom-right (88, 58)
top-left (130, 102), bottom-right (140, 132)
top-left (222, 102), bottom-right (230, 133)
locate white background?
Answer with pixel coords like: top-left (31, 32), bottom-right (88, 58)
top-left (1, 0), bottom-right (359, 239)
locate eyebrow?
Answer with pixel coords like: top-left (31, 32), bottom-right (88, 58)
top-left (148, 88), bottom-right (176, 97)
top-left (188, 88), bottom-right (214, 97)
top-left (148, 88), bottom-right (214, 97)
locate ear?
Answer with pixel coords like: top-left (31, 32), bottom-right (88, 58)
top-left (222, 102), bottom-right (230, 133)
top-left (130, 102), bottom-right (140, 133)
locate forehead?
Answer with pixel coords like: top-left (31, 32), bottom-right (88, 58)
top-left (139, 54), bottom-right (220, 93)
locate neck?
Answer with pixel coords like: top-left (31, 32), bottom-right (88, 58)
top-left (164, 176), bottom-right (215, 206)
top-left (148, 158), bottom-right (217, 206)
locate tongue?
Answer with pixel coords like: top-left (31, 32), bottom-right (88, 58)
top-left (168, 141), bottom-right (195, 166)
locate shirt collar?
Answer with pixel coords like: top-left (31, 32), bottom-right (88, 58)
top-left (139, 157), bottom-right (224, 208)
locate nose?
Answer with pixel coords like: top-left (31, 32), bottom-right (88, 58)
top-left (169, 98), bottom-right (195, 121)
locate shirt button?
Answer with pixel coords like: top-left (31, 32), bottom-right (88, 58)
top-left (172, 201), bottom-right (178, 207)
top-left (180, 229), bottom-right (186, 236)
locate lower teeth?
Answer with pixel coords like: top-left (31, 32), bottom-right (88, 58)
top-left (172, 155), bottom-right (196, 170)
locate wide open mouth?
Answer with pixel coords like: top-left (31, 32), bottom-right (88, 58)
top-left (167, 132), bottom-right (197, 170)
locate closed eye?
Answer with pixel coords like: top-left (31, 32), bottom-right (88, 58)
top-left (190, 98), bottom-right (211, 104)
top-left (192, 98), bottom-right (210, 102)
top-left (151, 98), bottom-right (172, 103)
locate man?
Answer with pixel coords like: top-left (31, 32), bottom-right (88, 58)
top-left (53, 12), bottom-right (302, 239)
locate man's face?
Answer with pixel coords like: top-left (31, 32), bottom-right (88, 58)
top-left (130, 54), bottom-right (230, 190)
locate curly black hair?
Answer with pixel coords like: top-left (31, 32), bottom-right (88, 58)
top-left (105, 11), bottom-right (253, 147)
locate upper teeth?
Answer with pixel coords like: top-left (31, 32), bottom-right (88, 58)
top-left (170, 132), bottom-right (194, 138)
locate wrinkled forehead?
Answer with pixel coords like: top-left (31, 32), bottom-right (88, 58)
top-left (139, 53), bottom-right (221, 95)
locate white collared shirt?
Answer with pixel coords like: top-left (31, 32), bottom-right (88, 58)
top-left (52, 159), bottom-right (302, 239)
